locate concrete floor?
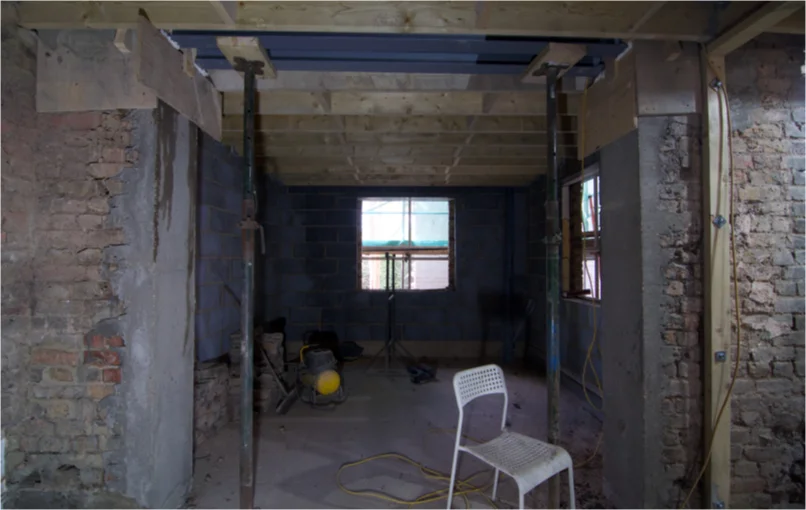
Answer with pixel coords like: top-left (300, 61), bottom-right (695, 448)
top-left (188, 362), bottom-right (608, 509)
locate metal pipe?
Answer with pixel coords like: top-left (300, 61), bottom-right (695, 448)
top-left (386, 252), bottom-right (391, 372)
top-left (503, 187), bottom-right (515, 365)
top-left (544, 65), bottom-right (562, 509)
top-left (238, 59), bottom-right (259, 510)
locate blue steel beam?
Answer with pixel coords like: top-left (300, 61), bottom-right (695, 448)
top-left (170, 31), bottom-right (627, 58)
top-left (196, 56), bottom-right (603, 76)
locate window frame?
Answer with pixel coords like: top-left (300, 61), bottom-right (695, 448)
top-left (561, 166), bottom-right (601, 303)
top-left (358, 197), bottom-right (455, 292)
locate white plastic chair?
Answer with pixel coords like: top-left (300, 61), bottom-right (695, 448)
top-left (447, 364), bottom-right (575, 509)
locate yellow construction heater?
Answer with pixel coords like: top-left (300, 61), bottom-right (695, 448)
top-left (298, 345), bottom-right (346, 407)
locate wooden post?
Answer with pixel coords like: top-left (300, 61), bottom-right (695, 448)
top-left (701, 49), bottom-right (731, 509)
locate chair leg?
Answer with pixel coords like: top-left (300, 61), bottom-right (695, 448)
top-left (446, 449), bottom-right (461, 509)
top-left (492, 468), bottom-right (500, 501)
top-left (567, 467), bottom-right (576, 510)
top-left (518, 489), bottom-right (525, 510)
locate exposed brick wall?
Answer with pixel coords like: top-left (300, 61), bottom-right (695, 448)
top-left (726, 35), bottom-right (805, 508)
top-left (193, 360), bottom-right (229, 448)
top-left (260, 184), bottom-right (527, 357)
top-left (195, 133), bottom-right (242, 361)
top-left (651, 116), bottom-right (704, 506)
top-left (1, 12), bottom-right (137, 506)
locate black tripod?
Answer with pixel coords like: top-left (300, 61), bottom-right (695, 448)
top-left (367, 252), bottom-right (415, 374)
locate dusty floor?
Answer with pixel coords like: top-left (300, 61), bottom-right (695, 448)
top-left (188, 361), bottom-right (608, 509)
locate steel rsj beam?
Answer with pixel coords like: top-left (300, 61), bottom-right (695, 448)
top-left (236, 56), bottom-right (264, 510)
top-left (544, 65), bottom-right (562, 509)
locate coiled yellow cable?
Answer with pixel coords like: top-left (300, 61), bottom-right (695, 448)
top-left (336, 452), bottom-right (499, 509)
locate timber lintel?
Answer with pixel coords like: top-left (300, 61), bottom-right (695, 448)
top-left (35, 16), bottom-right (223, 141)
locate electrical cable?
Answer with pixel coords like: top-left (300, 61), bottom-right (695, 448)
top-left (336, 453), bottom-right (498, 509)
top-left (679, 62), bottom-right (742, 509)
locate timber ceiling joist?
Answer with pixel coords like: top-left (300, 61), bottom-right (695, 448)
top-left (18, 1), bottom-right (804, 40)
top-left (23, 1), bottom-right (805, 187)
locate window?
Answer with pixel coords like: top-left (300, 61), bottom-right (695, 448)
top-left (562, 173), bottom-right (601, 300)
top-left (359, 198), bottom-right (453, 290)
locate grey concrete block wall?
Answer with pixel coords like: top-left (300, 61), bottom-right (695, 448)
top-left (525, 177), bottom-right (603, 401)
top-left (258, 184), bottom-right (527, 357)
top-left (195, 135), bottom-right (242, 361)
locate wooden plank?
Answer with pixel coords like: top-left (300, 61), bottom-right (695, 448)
top-left (224, 91), bottom-right (577, 116)
top-left (209, 70), bottom-right (586, 92)
top-left (330, 91), bottom-right (484, 115)
top-left (266, 155), bottom-right (548, 167)
top-left (344, 133), bottom-right (470, 145)
top-left (19, 1), bottom-right (229, 29)
top-left (641, 1), bottom-right (763, 42)
top-left (240, 1), bottom-right (478, 34)
top-left (280, 174), bottom-right (535, 187)
top-left (135, 14), bottom-right (222, 139)
top-left (483, 91), bottom-right (579, 115)
top-left (459, 145), bottom-right (577, 158)
top-left (222, 115), bottom-right (578, 133)
top-left (522, 43), bottom-right (586, 83)
top-left (228, 131), bottom-right (576, 146)
top-left (36, 30), bottom-right (157, 112)
top-left (767, 6), bottom-right (805, 33)
top-left (19, 1), bottom-right (772, 42)
top-left (209, 0), bottom-right (237, 24)
top-left (626, 1), bottom-right (667, 33)
top-left (216, 36), bottom-right (276, 77)
top-left (472, 116), bottom-right (578, 133)
top-left (580, 50), bottom-right (637, 158)
top-left (634, 40), bottom-right (701, 116)
top-left (223, 91), bottom-right (330, 115)
top-left (268, 156), bottom-right (459, 167)
top-left (701, 50), bottom-right (731, 510)
top-left (707, 1), bottom-right (803, 56)
top-left (249, 144), bottom-right (575, 159)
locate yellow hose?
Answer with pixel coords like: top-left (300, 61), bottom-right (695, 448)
top-left (336, 452), bottom-right (498, 508)
top-left (336, 429), bottom-right (504, 508)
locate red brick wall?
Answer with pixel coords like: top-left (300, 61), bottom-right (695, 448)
top-left (1, 8), bottom-right (136, 504)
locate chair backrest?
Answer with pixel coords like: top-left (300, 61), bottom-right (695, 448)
top-left (453, 364), bottom-right (508, 408)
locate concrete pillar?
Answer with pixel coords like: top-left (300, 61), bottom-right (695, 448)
top-left (601, 114), bottom-right (703, 508)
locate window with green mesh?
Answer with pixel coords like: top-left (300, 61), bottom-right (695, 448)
top-left (359, 198), bottom-right (454, 290)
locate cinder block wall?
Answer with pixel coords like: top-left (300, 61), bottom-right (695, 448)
top-left (725, 34), bottom-right (805, 508)
top-left (195, 134), bottom-right (242, 361)
top-left (259, 183), bottom-right (528, 359)
top-left (525, 177), bottom-right (603, 398)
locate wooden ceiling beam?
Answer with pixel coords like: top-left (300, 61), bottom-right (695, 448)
top-left (766, 6), bottom-right (805, 34)
top-left (222, 91), bottom-right (579, 116)
top-left (522, 43), bottom-right (587, 83)
top-left (279, 174), bottom-right (537, 187)
top-left (209, 1), bottom-right (237, 25)
top-left (216, 36), bottom-right (276, 77)
top-left (18, 1), bottom-right (773, 42)
top-left (264, 155), bottom-right (550, 167)
top-left (223, 131), bottom-right (576, 147)
top-left (221, 115), bottom-right (578, 133)
top-left (249, 144), bottom-right (577, 159)
top-left (707, 1), bottom-right (804, 57)
top-left (209, 70), bottom-right (588, 92)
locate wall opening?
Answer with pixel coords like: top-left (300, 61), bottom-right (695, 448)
top-left (563, 170), bottom-right (601, 301)
top-left (359, 197), bottom-right (454, 290)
